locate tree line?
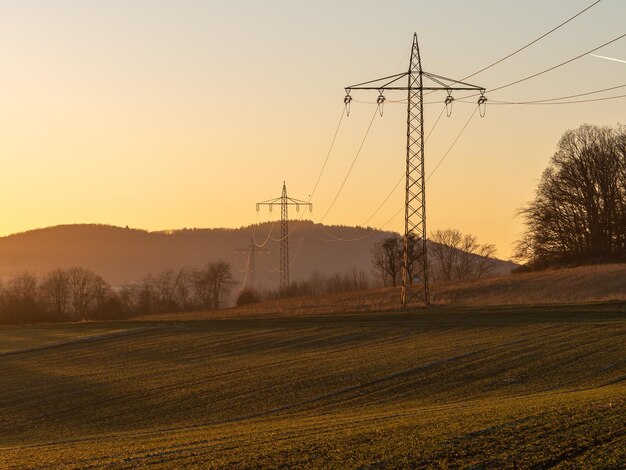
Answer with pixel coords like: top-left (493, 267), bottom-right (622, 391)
top-left (371, 228), bottom-right (497, 287)
top-left (254, 268), bottom-right (371, 303)
top-left (0, 261), bottom-right (235, 325)
top-left (516, 124), bottom-right (626, 268)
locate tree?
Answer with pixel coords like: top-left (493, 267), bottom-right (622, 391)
top-left (192, 261), bottom-right (235, 310)
top-left (516, 124), bottom-right (626, 266)
top-left (172, 268), bottom-right (192, 311)
top-left (208, 260), bottom-right (235, 309)
top-left (0, 272), bottom-right (41, 323)
top-left (430, 229), bottom-right (497, 281)
top-left (371, 236), bottom-right (402, 287)
top-left (191, 267), bottom-right (214, 309)
top-left (66, 267), bottom-right (109, 320)
top-left (236, 288), bottom-right (260, 306)
top-left (429, 229), bottom-right (462, 281)
top-left (40, 269), bottom-right (71, 320)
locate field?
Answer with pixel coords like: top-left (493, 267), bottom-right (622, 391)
top-left (1, 301), bottom-right (625, 468)
top-left (137, 264), bottom-right (626, 322)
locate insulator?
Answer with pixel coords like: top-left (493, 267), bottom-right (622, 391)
top-left (344, 93), bottom-right (352, 116)
top-left (269, 205), bottom-right (272, 213)
top-left (478, 93), bottom-right (488, 118)
top-left (296, 204), bottom-right (300, 213)
top-left (445, 91), bottom-right (454, 117)
top-left (377, 92), bottom-right (385, 116)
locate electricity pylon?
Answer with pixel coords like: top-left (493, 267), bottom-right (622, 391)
top-left (256, 182), bottom-right (312, 294)
top-left (344, 33), bottom-right (486, 308)
top-left (235, 238), bottom-right (270, 290)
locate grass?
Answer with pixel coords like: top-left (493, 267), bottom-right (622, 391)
top-left (0, 302), bottom-right (625, 467)
top-left (175, 262), bottom-right (626, 320)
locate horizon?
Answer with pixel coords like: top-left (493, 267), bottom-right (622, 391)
top-left (1, 1), bottom-right (625, 258)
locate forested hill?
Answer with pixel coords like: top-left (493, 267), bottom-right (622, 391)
top-left (0, 223), bottom-right (516, 287)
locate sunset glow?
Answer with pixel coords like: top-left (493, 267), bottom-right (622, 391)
top-left (1, 1), bottom-right (624, 259)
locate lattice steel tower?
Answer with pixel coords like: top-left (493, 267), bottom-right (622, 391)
top-left (235, 238), bottom-right (270, 290)
top-left (344, 33), bottom-right (486, 307)
top-left (257, 182), bottom-right (312, 294)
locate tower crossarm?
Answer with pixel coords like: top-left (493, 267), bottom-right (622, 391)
top-left (255, 182), bottom-right (312, 294)
top-left (345, 72), bottom-right (485, 93)
top-left (341, 33), bottom-right (486, 308)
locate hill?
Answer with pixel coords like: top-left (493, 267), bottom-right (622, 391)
top-left (0, 223), bottom-right (516, 287)
top-left (141, 263), bottom-right (626, 320)
top-left (0, 303), bottom-right (624, 467)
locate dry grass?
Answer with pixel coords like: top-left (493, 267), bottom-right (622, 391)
top-left (435, 263), bottom-right (626, 306)
top-left (138, 263), bottom-right (626, 321)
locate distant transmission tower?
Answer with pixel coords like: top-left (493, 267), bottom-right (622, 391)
top-left (257, 182), bottom-right (312, 294)
top-left (235, 238), bottom-right (270, 290)
top-left (344, 33), bottom-right (486, 307)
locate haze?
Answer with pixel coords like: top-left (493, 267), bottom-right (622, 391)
top-left (1, 0), bottom-right (625, 258)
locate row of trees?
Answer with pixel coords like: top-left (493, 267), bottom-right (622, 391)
top-left (0, 262), bottom-right (235, 324)
top-left (118, 261), bottom-right (234, 316)
top-left (262, 268), bottom-right (371, 300)
top-left (516, 124), bottom-right (626, 267)
top-left (371, 229), bottom-right (497, 287)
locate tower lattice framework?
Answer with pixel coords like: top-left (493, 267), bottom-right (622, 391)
top-left (344, 33), bottom-right (486, 307)
top-left (257, 182), bottom-right (312, 294)
top-left (235, 238), bottom-right (270, 290)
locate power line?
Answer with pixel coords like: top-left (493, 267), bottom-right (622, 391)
top-left (344, 34), bottom-right (487, 307)
top-left (256, 182), bottom-right (312, 293)
top-left (462, 0), bottom-right (604, 81)
top-left (253, 219), bottom-right (277, 248)
top-left (308, 107), bottom-right (346, 201)
top-left (318, 106), bottom-right (379, 224)
top-left (485, 33), bottom-right (626, 95)
top-left (485, 82), bottom-right (626, 104)
top-left (427, 106), bottom-right (480, 181)
top-left (316, 104), bottom-right (449, 243)
top-left (484, 94), bottom-right (626, 106)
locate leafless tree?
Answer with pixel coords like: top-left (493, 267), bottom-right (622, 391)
top-left (308, 271), bottom-right (326, 296)
top-left (430, 229), bottom-right (497, 281)
top-left (516, 124), bottom-right (626, 266)
top-left (0, 272), bottom-right (40, 321)
top-left (371, 236), bottom-right (402, 287)
top-left (66, 267), bottom-right (108, 320)
top-left (208, 260), bottom-right (235, 309)
top-left (172, 268), bottom-right (191, 311)
top-left (429, 229), bottom-right (462, 281)
top-left (191, 267), bottom-right (213, 309)
top-left (40, 269), bottom-right (71, 318)
top-left (191, 261), bottom-right (235, 310)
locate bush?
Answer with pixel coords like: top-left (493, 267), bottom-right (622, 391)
top-left (236, 288), bottom-right (261, 307)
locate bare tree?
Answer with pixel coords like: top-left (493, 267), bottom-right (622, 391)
top-left (66, 267), bottom-right (108, 320)
top-left (474, 243), bottom-right (498, 278)
top-left (208, 261), bottom-right (235, 309)
top-left (172, 268), bottom-right (191, 311)
top-left (308, 271), bottom-right (326, 296)
top-left (40, 269), bottom-right (71, 319)
top-left (154, 269), bottom-right (177, 312)
top-left (429, 229), bottom-right (462, 281)
top-left (191, 267), bottom-right (214, 309)
top-left (430, 229), bottom-right (497, 281)
top-left (0, 272), bottom-right (40, 322)
top-left (371, 236), bottom-right (402, 287)
top-left (191, 261), bottom-right (235, 310)
top-left (516, 124), bottom-right (626, 266)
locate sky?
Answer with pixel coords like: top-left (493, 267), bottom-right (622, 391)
top-left (0, 0), bottom-right (625, 259)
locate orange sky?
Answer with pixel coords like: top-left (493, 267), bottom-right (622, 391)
top-left (0, 1), bottom-right (625, 259)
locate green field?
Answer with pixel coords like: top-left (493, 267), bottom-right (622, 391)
top-left (1, 303), bottom-right (625, 468)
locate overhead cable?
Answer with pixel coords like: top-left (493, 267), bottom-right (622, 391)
top-left (462, 0), bottom-right (604, 81)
